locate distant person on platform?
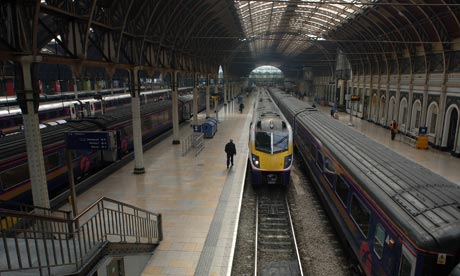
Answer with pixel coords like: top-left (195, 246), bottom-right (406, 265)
top-left (390, 120), bottom-right (398, 140)
top-left (225, 139), bottom-right (237, 169)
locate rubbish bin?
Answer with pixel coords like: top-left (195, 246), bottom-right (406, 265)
top-left (416, 127), bottom-right (428, 149)
top-left (201, 119), bottom-right (217, 138)
top-left (206, 118), bottom-right (218, 129)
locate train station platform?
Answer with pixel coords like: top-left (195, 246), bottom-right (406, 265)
top-left (314, 103), bottom-right (460, 185)
top-left (59, 96), bottom-right (253, 276)
top-left (57, 92), bottom-right (459, 276)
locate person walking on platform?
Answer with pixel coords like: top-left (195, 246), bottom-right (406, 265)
top-left (225, 139), bottom-right (237, 169)
top-left (390, 120), bottom-right (398, 141)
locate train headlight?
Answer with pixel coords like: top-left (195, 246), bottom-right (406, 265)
top-left (251, 154), bottom-right (260, 168)
top-left (284, 154), bottom-right (292, 169)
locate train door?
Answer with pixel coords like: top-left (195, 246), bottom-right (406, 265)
top-left (70, 104), bottom-right (78, 119)
top-left (89, 102), bottom-right (96, 116)
top-left (182, 101), bottom-right (191, 120)
top-left (398, 245), bottom-right (416, 276)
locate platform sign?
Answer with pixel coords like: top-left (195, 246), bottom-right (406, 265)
top-left (351, 95), bottom-right (360, 101)
top-left (419, 126), bottom-right (428, 135)
top-left (65, 131), bottom-right (111, 150)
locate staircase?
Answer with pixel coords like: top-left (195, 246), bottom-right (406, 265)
top-left (0, 197), bottom-right (162, 275)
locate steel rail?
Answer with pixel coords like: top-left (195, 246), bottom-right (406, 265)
top-left (285, 194), bottom-right (304, 276)
top-left (254, 194), bottom-right (259, 276)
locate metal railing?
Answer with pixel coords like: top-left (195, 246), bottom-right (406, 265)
top-left (181, 134), bottom-right (194, 156)
top-left (193, 133), bottom-right (205, 156)
top-left (181, 132), bottom-right (205, 157)
top-left (0, 197), bottom-right (162, 275)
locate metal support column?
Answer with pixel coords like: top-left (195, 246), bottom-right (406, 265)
top-left (231, 83), bottom-right (234, 100)
top-left (223, 78), bottom-right (227, 105)
top-left (214, 77), bottom-right (218, 112)
top-left (71, 65), bottom-right (81, 100)
top-left (193, 73), bottom-right (198, 126)
top-left (131, 68), bottom-right (145, 174)
top-left (107, 67), bottom-right (115, 96)
top-left (172, 71), bottom-right (180, 144)
top-left (18, 56), bottom-right (50, 209)
top-left (206, 75), bottom-right (211, 118)
top-left (339, 80), bottom-right (345, 105)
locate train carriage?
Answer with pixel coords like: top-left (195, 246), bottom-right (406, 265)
top-left (269, 88), bottom-right (460, 276)
top-left (249, 88), bottom-right (293, 186)
top-left (0, 93), bottom-right (206, 208)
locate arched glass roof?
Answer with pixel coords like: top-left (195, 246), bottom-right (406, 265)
top-left (249, 65), bottom-right (284, 78)
top-left (235, 0), bottom-right (376, 57)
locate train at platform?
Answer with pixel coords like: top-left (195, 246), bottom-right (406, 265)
top-left (268, 87), bottom-right (460, 276)
top-left (0, 87), bottom-right (193, 135)
top-left (0, 91), bottom-right (207, 208)
top-left (248, 88), bottom-right (293, 186)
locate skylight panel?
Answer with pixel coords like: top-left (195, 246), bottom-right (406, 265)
top-left (318, 6), bottom-right (340, 16)
top-left (234, 0), bottom-right (372, 59)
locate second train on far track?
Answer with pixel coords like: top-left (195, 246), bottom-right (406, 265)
top-left (248, 88), bottom-right (293, 186)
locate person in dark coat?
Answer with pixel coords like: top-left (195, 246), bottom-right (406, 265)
top-left (225, 139), bottom-right (237, 168)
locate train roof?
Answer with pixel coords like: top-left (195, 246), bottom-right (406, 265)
top-left (270, 88), bottom-right (460, 252)
top-left (0, 87), bottom-right (196, 117)
top-left (253, 90), bottom-right (290, 132)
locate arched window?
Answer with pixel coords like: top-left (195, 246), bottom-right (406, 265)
top-left (388, 96), bottom-right (396, 123)
top-left (442, 104), bottom-right (459, 150)
top-left (410, 100), bottom-right (422, 130)
top-left (426, 102), bottom-right (438, 134)
top-left (399, 98), bottom-right (408, 127)
top-left (379, 95), bottom-right (386, 124)
top-left (371, 94), bottom-right (378, 121)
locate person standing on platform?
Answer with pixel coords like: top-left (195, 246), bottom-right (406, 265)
top-left (225, 139), bottom-right (237, 169)
top-left (390, 120), bottom-right (398, 140)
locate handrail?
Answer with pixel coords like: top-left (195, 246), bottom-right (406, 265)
top-left (0, 197), bottom-right (162, 275)
top-left (0, 208), bottom-right (70, 223)
top-left (74, 196), bottom-right (160, 220)
top-left (0, 199), bottom-right (71, 217)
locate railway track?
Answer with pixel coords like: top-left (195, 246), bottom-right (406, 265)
top-left (255, 188), bottom-right (302, 276)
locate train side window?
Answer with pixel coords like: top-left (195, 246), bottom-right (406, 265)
top-left (323, 157), bottom-right (336, 186)
top-left (0, 163), bottom-right (30, 190)
top-left (143, 118), bottom-right (153, 130)
top-left (311, 146), bottom-right (317, 161)
top-left (335, 176), bottom-right (349, 207)
top-left (44, 152), bottom-right (61, 172)
top-left (373, 223), bottom-right (385, 259)
top-left (398, 246), bottom-right (416, 276)
top-left (350, 195), bottom-right (370, 237)
top-left (317, 151), bottom-right (324, 170)
top-left (324, 157), bottom-right (335, 173)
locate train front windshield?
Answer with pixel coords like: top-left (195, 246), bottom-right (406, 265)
top-left (255, 131), bottom-right (289, 154)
